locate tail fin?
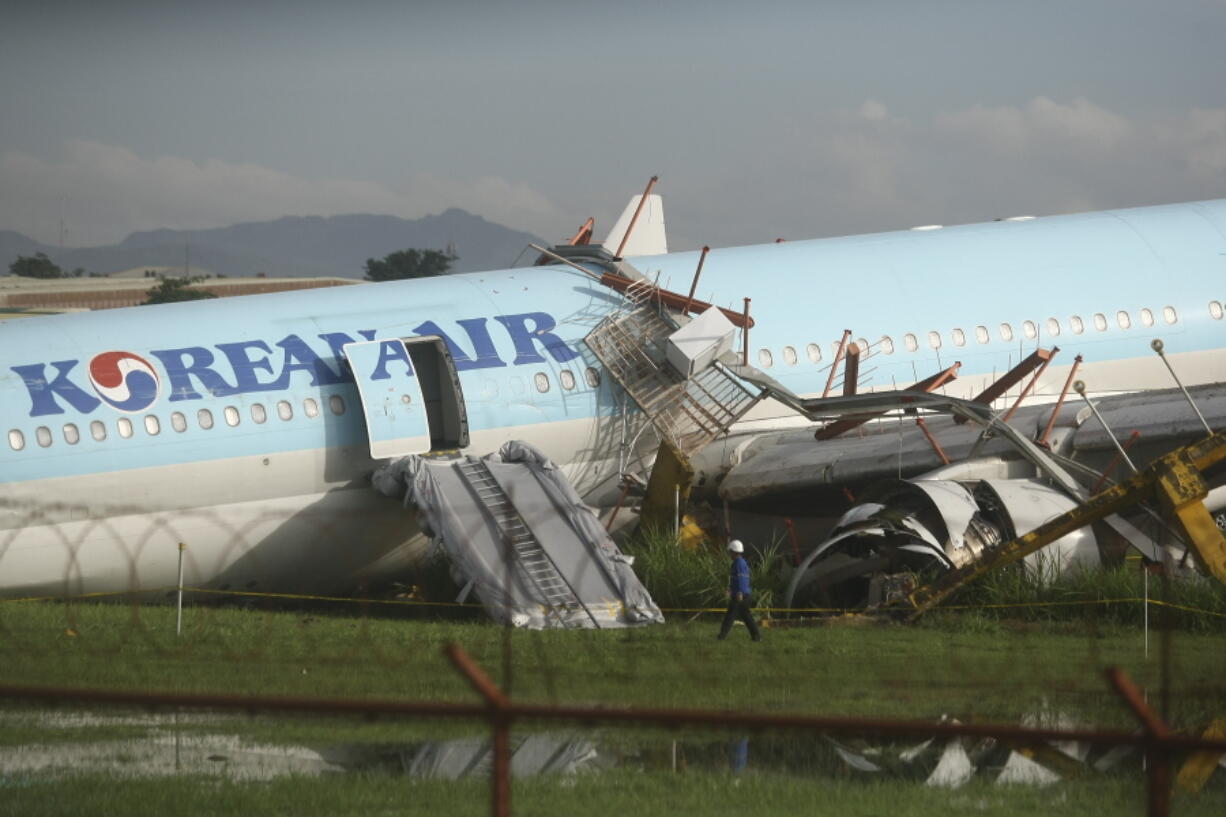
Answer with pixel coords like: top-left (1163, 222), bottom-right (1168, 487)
top-left (602, 194), bottom-right (667, 257)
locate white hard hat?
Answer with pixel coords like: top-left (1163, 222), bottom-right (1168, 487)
top-left (728, 539), bottom-right (744, 553)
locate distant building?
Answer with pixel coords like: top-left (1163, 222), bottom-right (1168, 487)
top-left (0, 275), bottom-right (359, 314)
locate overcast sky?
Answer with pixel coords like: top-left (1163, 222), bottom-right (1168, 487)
top-left (2, 0), bottom-right (1224, 251)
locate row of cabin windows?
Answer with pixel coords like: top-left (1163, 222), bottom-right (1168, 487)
top-left (756, 302), bottom-right (1218, 368)
top-left (534, 367), bottom-right (601, 394)
top-left (8, 367), bottom-right (607, 452)
top-left (8, 395), bottom-right (346, 452)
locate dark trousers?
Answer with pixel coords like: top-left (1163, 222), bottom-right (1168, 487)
top-left (718, 595), bottom-right (761, 640)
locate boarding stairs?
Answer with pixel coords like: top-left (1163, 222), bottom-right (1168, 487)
top-left (455, 459), bottom-right (596, 629)
top-left (585, 301), bottom-right (762, 458)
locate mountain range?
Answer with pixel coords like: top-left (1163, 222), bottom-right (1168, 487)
top-left (0, 209), bottom-right (545, 279)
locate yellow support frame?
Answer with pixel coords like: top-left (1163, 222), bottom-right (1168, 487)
top-left (903, 430), bottom-right (1226, 620)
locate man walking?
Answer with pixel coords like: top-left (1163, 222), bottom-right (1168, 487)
top-left (717, 540), bottom-right (761, 641)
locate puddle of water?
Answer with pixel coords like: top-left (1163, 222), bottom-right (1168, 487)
top-left (0, 707), bottom-right (1166, 789)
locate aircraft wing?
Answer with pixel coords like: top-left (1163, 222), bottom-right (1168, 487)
top-left (718, 384), bottom-right (1226, 505)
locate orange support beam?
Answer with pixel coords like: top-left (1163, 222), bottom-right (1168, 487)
top-left (822, 330), bottom-right (853, 399)
top-left (815, 362), bottom-right (960, 441)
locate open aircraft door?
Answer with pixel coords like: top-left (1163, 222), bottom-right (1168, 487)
top-left (343, 337), bottom-right (470, 459)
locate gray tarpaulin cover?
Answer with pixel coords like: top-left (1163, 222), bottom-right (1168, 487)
top-left (372, 441), bottom-right (664, 629)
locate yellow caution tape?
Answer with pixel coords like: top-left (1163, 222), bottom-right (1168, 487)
top-left (3, 587), bottom-right (1225, 620)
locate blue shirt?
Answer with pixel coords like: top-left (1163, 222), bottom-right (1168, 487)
top-left (729, 555), bottom-right (751, 596)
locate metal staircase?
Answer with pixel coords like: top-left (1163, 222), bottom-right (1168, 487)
top-left (455, 459), bottom-right (596, 628)
top-left (584, 303), bottom-right (762, 457)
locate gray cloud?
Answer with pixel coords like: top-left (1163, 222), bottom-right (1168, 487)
top-left (0, 141), bottom-right (564, 246)
top-left (673, 98), bottom-right (1226, 249)
top-left (3, 98), bottom-right (1225, 251)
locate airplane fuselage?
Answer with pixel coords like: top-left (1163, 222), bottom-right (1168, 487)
top-left (3, 198), bottom-right (1225, 598)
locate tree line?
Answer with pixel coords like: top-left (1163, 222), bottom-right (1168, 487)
top-left (6, 247), bottom-right (457, 305)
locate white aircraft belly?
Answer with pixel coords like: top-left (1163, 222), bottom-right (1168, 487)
top-left (0, 414), bottom-right (644, 599)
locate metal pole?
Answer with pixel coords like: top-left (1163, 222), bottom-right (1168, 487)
top-left (445, 645), bottom-right (512, 817)
top-left (615, 176), bottom-right (658, 258)
top-left (1151, 339), bottom-right (1213, 436)
top-left (605, 481), bottom-right (633, 532)
top-left (1106, 667), bottom-right (1172, 817)
top-left (683, 246), bottom-right (709, 314)
top-left (915, 418), bottom-right (951, 465)
top-left (742, 298), bottom-right (751, 366)
top-left (822, 330), bottom-right (852, 399)
top-left (674, 484), bottom-right (681, 538)
top-left (1074, 381), bottom-right (1139, 475)
top-left (1039, 354), bottom-right (1082, 447)
top-left (1144, 564), bottom-right (1149, 659)
top-left (1092, 430), bottom-right (1143, 493)
top-left (1002, 346), bottom-right (1058, 423)
top-left (176, 543), bottom-right (185, 637)
top-left (784, 518), bottom-right (802, 567)
top-left (492, 718), bottom-right (511, 817)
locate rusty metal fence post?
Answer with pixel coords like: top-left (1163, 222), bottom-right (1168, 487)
top-left (447, 644), bottom-right (513, 817)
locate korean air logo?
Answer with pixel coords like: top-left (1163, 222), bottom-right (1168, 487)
top-left (87, 351), bottom-right (161, 413)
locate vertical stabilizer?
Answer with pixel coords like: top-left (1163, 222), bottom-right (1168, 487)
top-left (602, 194), bottom-right (667, 257)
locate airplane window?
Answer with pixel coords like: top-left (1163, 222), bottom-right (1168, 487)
top-left (880, 336), bottom-right (894, 355)
top-left (1117, 310), bottom-right (1132, 329)
top-left (198, 409), bottom-right (214, 430)
top-left (1093, 313), bottom-right (1108, 331)
top-left (975, 326), bottom-right (989, 345)
top-left (1210, 301), bottom-right (1224, 320)
top-left (904, 333), bottom-right (918, 352)
top-left (304, 398), bottom-right (320, 418)
top-left (951, 328), bottom-right (966, 347)
top-left (510, 377), bottom-right (526, 396)
top-left (90, 421), bottom-right (106, 441)
top-left (534, 373), bottom-right (550, 393)
top-left (277, 400), bottom-right (293, 420)
top-left (251, 404), bottom-right (267, 424)
top-left (999, 323), bottom-right (1014, 342)
top-left (1140, 308), bottom-right (1155, 327)
top-left (8, 430), bottom-right (24, 451)
top-left (806, 343), bottom-right (822, 363)
top-left (758, 349), bottom-right (773, 368)
top-left (1163, 306), bottom-right (1178, 324)
top-left (117, 418), bottom-right (133, 439)
top-left (1022, 320), bottom-right (1037, 339)
top-left (559, 370), bottom-right (576, 390)
top-left (224, 406), bottom-right (240, 427)
top-left (585, 367), bottom-right (601, 388)
top-left (171, 412), bottom-right (187, 432)
top-left (35, 426), bottom-right (52, 447)
top-left (782, 346), bottom-right (798, 365)
top-left (927, 331), bottom-right (942, 349)
top-left (144, 415), bottom-right (160, 435)
top-left (1070, 316), bottom-right (1084, 334)
top-left (63, 423), bottom-right (80, 445)
top-left (329, 395), bottom-right (345, 415)
top-left (1046, 318), bottom-right (1060, 337)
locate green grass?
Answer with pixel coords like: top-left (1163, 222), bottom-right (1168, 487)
top-left (2, 601), bottom-right (1224, 728)
top-left (2, 770), bottom-right (1223, 817)
top-left (621, 526), bottom-right (786, 612)
top-left (3, 601), bottom-right (1225, 815)
top-left (945, 563), bottom-right (1226, 631)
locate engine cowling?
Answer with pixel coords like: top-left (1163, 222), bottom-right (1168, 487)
top-left (783, 478), bottom-right (1101, 611)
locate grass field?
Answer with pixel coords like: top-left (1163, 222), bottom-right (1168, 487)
top-left (2, 600), bottom-right (1225, 815)
top-left (5, 771), bottom-right (1218, 817)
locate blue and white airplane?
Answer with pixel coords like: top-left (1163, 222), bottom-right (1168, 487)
top-left (2, 196), bottom-right (1224, 599)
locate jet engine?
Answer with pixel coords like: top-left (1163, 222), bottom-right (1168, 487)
top-left (783, 477), bottom-right (1102, 611)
